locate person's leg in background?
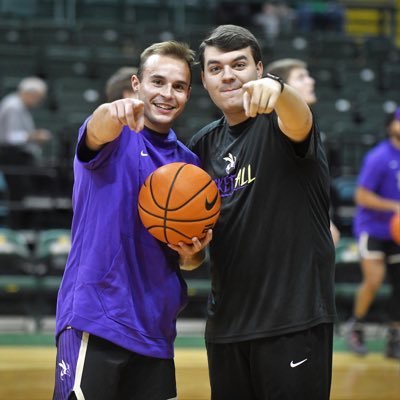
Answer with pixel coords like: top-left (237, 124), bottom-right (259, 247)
top-left (346, 234), bottom-right (386, 355)
top-left (385, 247), bottom-right (400, 359)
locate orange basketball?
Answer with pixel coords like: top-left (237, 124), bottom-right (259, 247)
top-left (138, 162), bottom-right (221, 245)
top-left (390, 213), bottom-right (400, 245)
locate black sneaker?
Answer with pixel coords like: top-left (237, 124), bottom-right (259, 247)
top-left (345, 320), bottom-right (368, 356)
top-left (386, 328), bottom-right (400, 360)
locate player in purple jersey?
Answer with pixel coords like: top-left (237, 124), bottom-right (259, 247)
top-left (52, 41), bottom-right (211, 400)
top-left (346, 107), bottom-right (400, 359)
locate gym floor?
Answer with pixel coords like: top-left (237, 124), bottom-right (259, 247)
top-left (0, 319), bottom-right (399, 400)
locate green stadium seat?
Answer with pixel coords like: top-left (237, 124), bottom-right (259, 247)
top-left (0, 172), bottom-right (9, 226)
top-left (40, 45), bottom-right (94, 80)
top-left (34, 229), bottom-right (71, 276)
top-left (0, 45), bottom-right (40, 77)
top-left (0, 228), bottom-right (32, 275)
top-left (331, 175), bottom-right (358, 234)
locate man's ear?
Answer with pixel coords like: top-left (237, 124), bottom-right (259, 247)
top-left (256, 61), bottom-right (263, 80)
top-left (131, 75), bottom-right (140, 92)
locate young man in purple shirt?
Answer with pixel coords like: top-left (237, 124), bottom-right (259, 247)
top-left (346, 107), bottom-right (400, 359)
top-left (52, 41), bottom-right (211, 400)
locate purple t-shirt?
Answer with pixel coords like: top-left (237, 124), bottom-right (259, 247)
top-left (55, 118), bottom-right (200, 359)
top-left (353, 139), bottom-right (400, 239)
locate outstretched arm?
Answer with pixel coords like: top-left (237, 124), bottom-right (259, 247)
top-left (355, 186), bottom-right (400, 213)
top-left (86, 98), bottom-right (145, 150)
top-left (243, 76), bottom-right (312, 142)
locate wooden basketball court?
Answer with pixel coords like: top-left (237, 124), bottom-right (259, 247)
top-left (0, 346), bottom-right (399, 399)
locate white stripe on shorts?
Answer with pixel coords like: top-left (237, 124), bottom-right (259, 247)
top-left (359, 232), bottom-right (384, 260)
top-left (388, 254), bottom-right (400, 264)
top-left (72, 332), bottom-right (89, 400)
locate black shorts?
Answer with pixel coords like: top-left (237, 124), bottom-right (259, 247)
top-left (358, 233), bottom-right (400, 320)
top-left (358, 232), bottom-right (400, 264)
top-left (206, 323), bottom-right (333, 400)
top-left (53, 327), bottom-right (177, 400)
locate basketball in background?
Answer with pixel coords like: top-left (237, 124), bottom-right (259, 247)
top-left (138, 162), bottom-right (221, 245)
top-left (390, 213), bottom-right (400, 245)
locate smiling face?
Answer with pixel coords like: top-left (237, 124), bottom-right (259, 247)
top-left (201, 46), bottom-right (263, 125)
top-left (132, 54), bottom-right (191, 133)
top-left (286, 67), bottom-right (316, 105)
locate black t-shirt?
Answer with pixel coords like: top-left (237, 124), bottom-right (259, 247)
top-left (188, 113), bottom-right (336, 343)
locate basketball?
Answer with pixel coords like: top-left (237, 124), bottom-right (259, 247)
top-left (138, 162), bottom-right (221, 245)
top-left (390, 213), bottom-right (400, 245)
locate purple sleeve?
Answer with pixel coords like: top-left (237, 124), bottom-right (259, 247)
top-left (357, 153), bottom-right (383, 192)
top-left (76, 116), bottom-right (121, 170)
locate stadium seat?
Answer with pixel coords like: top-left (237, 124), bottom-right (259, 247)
top-left (0, 172), bottom-right (9, 226)
top-left (363, 36), bottom-right (396, 67)
top-left (0, 44), bottom-right (40, 77)
top-left (26, 20), bottom-right (76, 46)
top-left (310, 32), bottom-right (360, 64)
top-left (380, 62), bottom-right (400, 92)
top-left (0, 228), bottom-right (33, 275)
top-left (0, 163), bottom-right (72, 230)
top-left (76, 0), bottom-right (124, 23)
top-left (331, 175), bottom-right (358, 235)
top-left (39, 44), bottom-right (94, 80)
top-left (34, 229), bottom-right (71, 276)
top-left (52, 76), bottom-right (103, 120)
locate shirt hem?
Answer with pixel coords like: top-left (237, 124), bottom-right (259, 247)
top-left (57, 314), bottom-right (175, 359)
top-left (205, 315), bottom-right (336, 344)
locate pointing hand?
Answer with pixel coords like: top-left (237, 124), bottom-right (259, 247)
top-left (243, 77), bottom-right (282, 118)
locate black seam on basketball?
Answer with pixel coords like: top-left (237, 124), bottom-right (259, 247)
top-left (139, 203), bottom-right (220, 222)
top-left (163, 163), bottom-right (187, 243)
top-left (147, 173), bottom-right (165, 210)
top-left (147, 225), bottom-right (194, 242)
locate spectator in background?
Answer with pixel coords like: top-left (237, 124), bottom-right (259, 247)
top-left (345, 108), bottom-right (400, 359)
top-left (266, 57), bottom-right (340, 245)
top-left (253, 1), bottom-right (295, 44)
top-left (0, 76), bottom-right (52, 160)
top-left (105, 66), bottom-right (138, 102)
top-left (294, 1), bottom-right (345, 33)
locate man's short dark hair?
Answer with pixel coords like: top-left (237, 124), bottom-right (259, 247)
top-left (198, 24), bottom-right (262, 71)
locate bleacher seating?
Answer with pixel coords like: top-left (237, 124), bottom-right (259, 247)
top-left (0, 228), bottom-right (33, 275)
top-left (34, 229), bottom-right (71, 276)
top-left (0, 172), bottom-right (9, 226)
top-left (331, 174), bottom-right (358, 235)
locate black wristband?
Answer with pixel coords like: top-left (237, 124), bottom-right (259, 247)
top-left (265, 73), bottom-right (285, 93)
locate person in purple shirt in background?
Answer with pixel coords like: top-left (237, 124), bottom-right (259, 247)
top-left (52, 41), bottom-right (212, 400)
top-left (346, 107), bottom-right (400, 359)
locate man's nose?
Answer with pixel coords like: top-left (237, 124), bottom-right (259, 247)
top-left (160, 84), bottom-right (173, 97)
top-left (222, 66), bottom-right (235, 80)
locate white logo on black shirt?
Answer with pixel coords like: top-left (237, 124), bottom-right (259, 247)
top-left (223, 153), bottom-right (236, 174)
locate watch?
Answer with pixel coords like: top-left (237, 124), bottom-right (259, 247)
top-left (265, 73), bottom-right (285, 93)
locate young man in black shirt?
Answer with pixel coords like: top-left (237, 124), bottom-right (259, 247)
top-left (183, 25), bottom-right (336, 400)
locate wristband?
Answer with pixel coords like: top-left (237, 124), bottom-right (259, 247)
top-left (265, 73), bottom-right (285, 93)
